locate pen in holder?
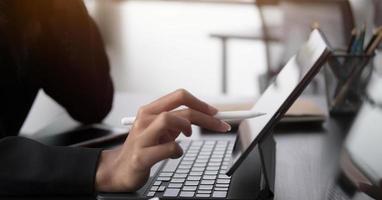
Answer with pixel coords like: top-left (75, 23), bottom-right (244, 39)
top-left (324, 51), bottom-right (375, 114)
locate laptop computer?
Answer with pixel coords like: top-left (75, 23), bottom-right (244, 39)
top-left (97, 29), bottom-right (331, 200)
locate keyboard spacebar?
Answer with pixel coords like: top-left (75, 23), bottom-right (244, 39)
top-left (162, 158), bottom-right (181, 172)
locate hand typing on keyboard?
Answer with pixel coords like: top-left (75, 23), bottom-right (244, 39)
top-left (94, 89), bottom-right (231, 192)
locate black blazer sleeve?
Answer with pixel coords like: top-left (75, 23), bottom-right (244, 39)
top-left (0, 136), bottom-right (101, 195)
top-left (0, 1), bottom-right (110, 195)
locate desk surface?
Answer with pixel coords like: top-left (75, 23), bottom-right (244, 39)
top-left (16, 92), bottom-right (373, 200)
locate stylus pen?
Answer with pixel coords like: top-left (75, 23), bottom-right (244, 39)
top-left (121, 111), bottom-right (266, 126)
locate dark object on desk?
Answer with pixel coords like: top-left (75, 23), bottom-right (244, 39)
top-left (32, 125), bottom-right (128, 148)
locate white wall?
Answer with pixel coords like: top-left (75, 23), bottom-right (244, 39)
top-left (86, 0), bottom-right (268, 96)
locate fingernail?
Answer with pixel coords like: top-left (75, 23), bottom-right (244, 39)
top-left (208, 105), bottom-right (218, 115)
top-left (221, 121), bottom-right (231, 132)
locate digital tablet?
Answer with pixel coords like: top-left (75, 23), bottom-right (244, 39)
top-left (226, 29), bottom-right (331, 175)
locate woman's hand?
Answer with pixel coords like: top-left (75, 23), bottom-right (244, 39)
top-left (95, 89), bottom-right (231, 192)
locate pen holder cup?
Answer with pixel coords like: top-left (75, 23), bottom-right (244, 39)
top-left (324, 52), bottom-right (375, 115)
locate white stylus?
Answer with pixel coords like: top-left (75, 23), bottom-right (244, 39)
top-left (121, 110), bottom-right (266, 126)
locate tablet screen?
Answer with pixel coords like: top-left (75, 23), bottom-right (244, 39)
top-left (226, 30), bottom-right (331, 175)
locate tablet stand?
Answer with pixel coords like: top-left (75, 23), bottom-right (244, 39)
top-left (229, 132), bottom-right (276, 199)
top-left (257, 133), bottom-right (276, 199)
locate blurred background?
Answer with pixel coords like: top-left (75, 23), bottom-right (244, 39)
top-left (84, 0), bottom-right (278, 96)
top-left (82, 0), bottom-right (381, 97)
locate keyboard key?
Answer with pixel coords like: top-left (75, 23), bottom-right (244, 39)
top-left (168, 183), bottom-right (182, 188)
top-left (211, 156), bottom-right (223, 159)
top-left (163, 188), bottom-right (180, 197)
top-left (183, 157), bottom-right (196, 161)
top-left (204, 171), bottom-right (218, 175)
top-left (212, 191), bottom-right (227, 198)
top-left (217, 179), bottom-right (231, 184)
top-left (201, 180), bottom-right (215, 185)
top-left (158, 186), bottom-right (166, 192)
top-left (210, 158), bottom-right (222, 162)
top-left (216, 184), bottom-right (229, 188)
top-left (199, 185), bottom-right (213, 190)
top-left (190, 171), bottom-right (203, 176)
top-left (208, 162), bottom-right (221, 166)
top-left (196, 159), bottom-right (208, 163)
top-left (176, 169), bottom-right (190, 174)
top-left (185, 181), bottom-right (199, 186)
top-left (181, 161), bottom-right (193, 165)
top-left (214, 187), bottom-right (229, 191)
top-left (203, 175), bottom-right (216, 180)
top-left (173, 173), bottom-right (187, 178)
top-left (206, 166), bottom-right (219, 171)
top-left (182, 186), bottom-right (197, 191)
top-left (197, 155), bottom-right (209, 159)
top-left (180, 191), bottom-right (194, 197)
top-left (150, 186), bottom-right (158, 191)
top-left (170, 178), bottom-right (185, 183)
top-left (196, 193), bottom-right (210, 198)
top-left (191, 167), bottom-right (205, 172)
top-left (178, 165), bottom-right (192, 169)
top-left (218, 174), bottom-right (230, 179)
top-left (194, 163), bottom-right (207, 167)
top-left (146, 191), bottom-right (155, 197)
top-left (162, 158), bottom-right (181, 172)
top-left (197, 190), bottom-right (212, 194)
top-left (160, 172), bottom-right (173, 177)
top-left (153, 181), bottom-right (161, 186)
top-left (187, 176), bottom-right (201, 181)
top-left (157, 177), bottom-right (171, 181)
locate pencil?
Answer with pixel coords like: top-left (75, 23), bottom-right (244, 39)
top-left (347, 28), bottom-right (357, 53)
top-left (366, 27), bottom-right (382, 54)
top-left (356, 25), bottom-right (366, 54)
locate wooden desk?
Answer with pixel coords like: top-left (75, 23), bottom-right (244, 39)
top-left (17, 93), bottom-right (373, 200)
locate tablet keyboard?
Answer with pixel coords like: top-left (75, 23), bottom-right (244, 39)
top-left (145, 140), bottom-right (233, 198)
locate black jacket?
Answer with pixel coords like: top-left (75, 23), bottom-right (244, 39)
top-left (0, 0), bottom-right (113, 195)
